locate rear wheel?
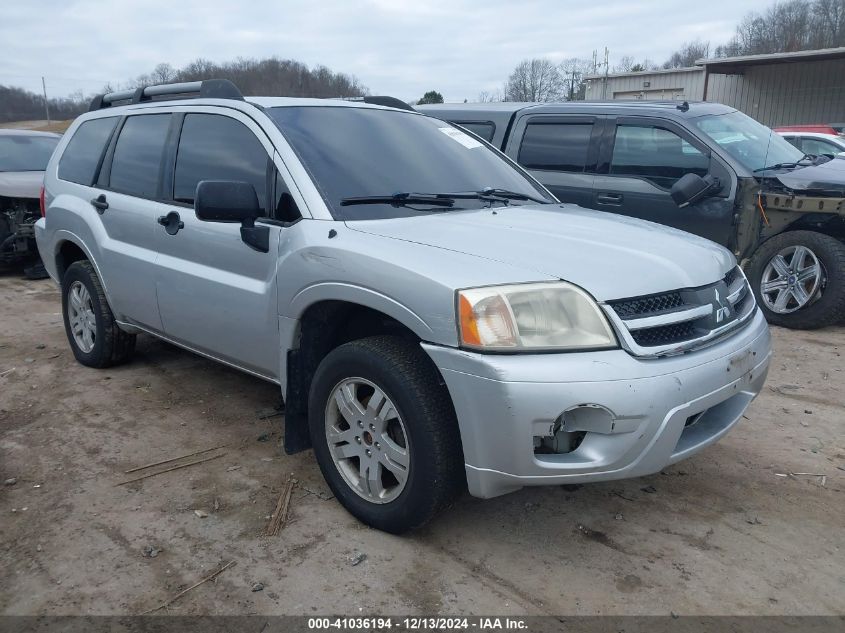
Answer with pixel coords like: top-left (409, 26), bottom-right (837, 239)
top-left (61, 260), bottom-right (136, 367)
top-left (748, 231), bottom-right (845, 329)
top-left (308, 336), bottom-right (464, 533)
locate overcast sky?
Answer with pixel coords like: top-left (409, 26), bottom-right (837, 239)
top-left (2, 0), bottom-right (774, 103)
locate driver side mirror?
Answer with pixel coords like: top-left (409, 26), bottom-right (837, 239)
top-left (195, 180), bottom-right (269, 253)
top-left (670, 173), bottom-right (721, 208)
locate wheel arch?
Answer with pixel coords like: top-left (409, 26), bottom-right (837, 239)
top-left (769, 213), bottom-right (845, 243)
top-left (282, 294), bottom-right (451, 455)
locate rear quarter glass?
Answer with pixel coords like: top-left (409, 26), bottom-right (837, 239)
top-left (57, 117), bottom-right (119, 186)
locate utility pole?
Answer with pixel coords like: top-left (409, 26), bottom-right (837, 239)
top-left (603, 47), bottom-right (610, 100)
top-left (41, 76), bottom-right (51, 125)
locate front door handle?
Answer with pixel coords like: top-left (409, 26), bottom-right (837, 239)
top-left (596, 192), bottom-right (623, 205)
top-left (91, 194), bottom-right (109, 214)
top-left (157, 211), bottom-right (184, 235)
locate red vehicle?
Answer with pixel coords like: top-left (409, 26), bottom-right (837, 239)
top-left (774, 124), bottom-right (842, 136)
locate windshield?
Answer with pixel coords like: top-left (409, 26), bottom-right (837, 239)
top-left (691, 110), bottom-right (804, 173)
top-left (0, 134), bottom-right (59, 172)
top-left (267, 106), bottom-right (553, 220)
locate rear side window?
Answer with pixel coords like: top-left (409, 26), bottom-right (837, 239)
top-left (58, 117), bottom-right (118, 185)
top-left (455, 121), bottom-right (495, 142)
top-left (610, 125), bottom-right (709, 188)
top-left (109, 114), bottom-right (171, 199)
top-left (801, 137), bottom-right (840, 156)
top-left (174, 114), bottom-right (268, 211)
top-left (518, 123), bottom-right (592, 172)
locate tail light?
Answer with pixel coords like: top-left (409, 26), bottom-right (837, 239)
top-left (39, 186), bottom-right (46, 218)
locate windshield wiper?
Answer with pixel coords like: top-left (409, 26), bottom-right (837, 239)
top-left (477, 187), bottom-right (550, 204)
top-left (340, 192), bottom-right (455, 208)
top-left (753, 154), bottom-right (816, 173)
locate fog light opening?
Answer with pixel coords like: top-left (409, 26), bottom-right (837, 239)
top-left (534, 420), bottom-right (586, 455)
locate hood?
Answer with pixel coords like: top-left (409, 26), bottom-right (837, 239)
top-left (773, 157), bottom-right (845, 196)
top-left (346, 205), bottom-right (734, 301)
top-left (0, 171), bottom-right (44, 199)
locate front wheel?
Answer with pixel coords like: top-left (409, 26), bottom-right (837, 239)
top-left (308, 336), bottom-right (464, 533)
top-left (748, 231), bottom-right (845, 329)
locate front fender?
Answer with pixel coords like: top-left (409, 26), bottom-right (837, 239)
top-left (287, 281), bottom-right (438, 346)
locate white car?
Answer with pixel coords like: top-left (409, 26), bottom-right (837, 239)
top-left (777, 131), bottom-right (845, 157)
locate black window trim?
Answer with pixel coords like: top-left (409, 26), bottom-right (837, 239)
top-left (516, 114), bottom-right (602, 174)
top-left (602, 115), bottom-right (713, 192)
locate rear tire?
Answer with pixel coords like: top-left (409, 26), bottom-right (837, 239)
top-left (308, 336), bottom-right (464, 533)
top-left (748, 231), bottom-right (845, 329)
top-left (61, 260), bottom-right (136, 367)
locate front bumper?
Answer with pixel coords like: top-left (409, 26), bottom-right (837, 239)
top-left (423, 308), bottom-right (771, 499)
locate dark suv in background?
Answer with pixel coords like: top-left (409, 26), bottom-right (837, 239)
top-left (419, 101), bottom-right (845, 329)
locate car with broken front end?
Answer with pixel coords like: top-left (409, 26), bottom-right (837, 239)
top-left (36, 80), bottom-right (771, 533)
top-left (419, 101), bottom-right (845, 330)
top-left (0, 129), bottom-right (60, 278)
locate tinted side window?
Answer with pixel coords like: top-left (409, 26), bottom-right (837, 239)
top-left (456, 121), bottom-right (495, 142)
top-left (58, 117), bottom-right (118, 185)
top-left (109, 115), bottom-right (171, 198)
top-left (174, 114), bottom-right (268, 211)
top-left (801, 137), bottom-right (840, 156)
top-left (611, 125), bottom-right (709, 188)
top-left (518, 123), bottom-right (592, 172)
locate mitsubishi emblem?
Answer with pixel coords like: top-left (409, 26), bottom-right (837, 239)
top-left (714, 287), bottom-right (731, 323)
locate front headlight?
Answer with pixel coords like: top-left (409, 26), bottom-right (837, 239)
top-left (457, 282), bottom-right (618, 351)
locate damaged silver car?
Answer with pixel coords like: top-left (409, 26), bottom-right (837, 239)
top-left (36, 80), bottom-right (772, 533)
top-left (0, 129), bottom-right (60, 278)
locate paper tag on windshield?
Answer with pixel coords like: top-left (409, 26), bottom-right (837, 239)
top-left (438, 127), bottom-right (483, 149)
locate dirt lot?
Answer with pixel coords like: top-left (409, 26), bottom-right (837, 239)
top-left (1, 272), bottom-right (843, 616)
top-left (0, 120), bottom-right (72, 134)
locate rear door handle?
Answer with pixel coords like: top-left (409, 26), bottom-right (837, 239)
top-left (157, 211), bottom-right (184, 235)
top-left (596, 192), bottom-right (623, 205)
top-left (91, 194), bottom-right (109, 214)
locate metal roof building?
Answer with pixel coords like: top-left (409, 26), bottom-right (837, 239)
top-left (584, 47), bottom-right (845, 127)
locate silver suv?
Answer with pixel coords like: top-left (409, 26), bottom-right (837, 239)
top-left (36, 80), bottom-right (772, 533)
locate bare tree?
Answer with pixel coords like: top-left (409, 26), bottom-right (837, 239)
top-left (612, 55), bottom-right (635, 73)
top-left (477, 90), bottom-right (502, 102)
top-left (715, 0), bottom-right (845, 56)
top-left (150, 63), bottom-right (176, 84)
top-left (663, 40), bottom-right (710, 68)
top-left (504, 58), bottom-right (565, 102)
top-left (559, 58), bottom-right (594, 101)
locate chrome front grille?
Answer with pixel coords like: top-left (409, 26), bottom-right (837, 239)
top-left (604, 267), bottom-right (756, 357)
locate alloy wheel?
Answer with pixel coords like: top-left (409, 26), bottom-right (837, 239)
top-left (324, 377), bottom-right (410, 504)
top-left (67, 281), bottom-right (97, 353)
top-left (760, 245), bottom-right (824, 314)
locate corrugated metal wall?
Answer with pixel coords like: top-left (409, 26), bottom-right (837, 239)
top-left (585, 59), bottom-right (845, 127)
top-left (585, 69), bottom-right (705, 101)
top-left (707, 59), bottom-right (845, 126)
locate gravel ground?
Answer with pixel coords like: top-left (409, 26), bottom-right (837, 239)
top-left (1, 273), bottom-right (843, 616)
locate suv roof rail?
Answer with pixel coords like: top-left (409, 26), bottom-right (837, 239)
top-left (340, 96), bottom-right (416, 112)
top-left (89, 79), bottom-right (244, 111)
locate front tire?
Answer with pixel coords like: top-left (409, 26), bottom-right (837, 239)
top-left (61, 260), bottom-right (136, 367)
top-left (748, 231), bottom-right (845, 329)
top-left (308, 336), bottom-right (464, 533)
